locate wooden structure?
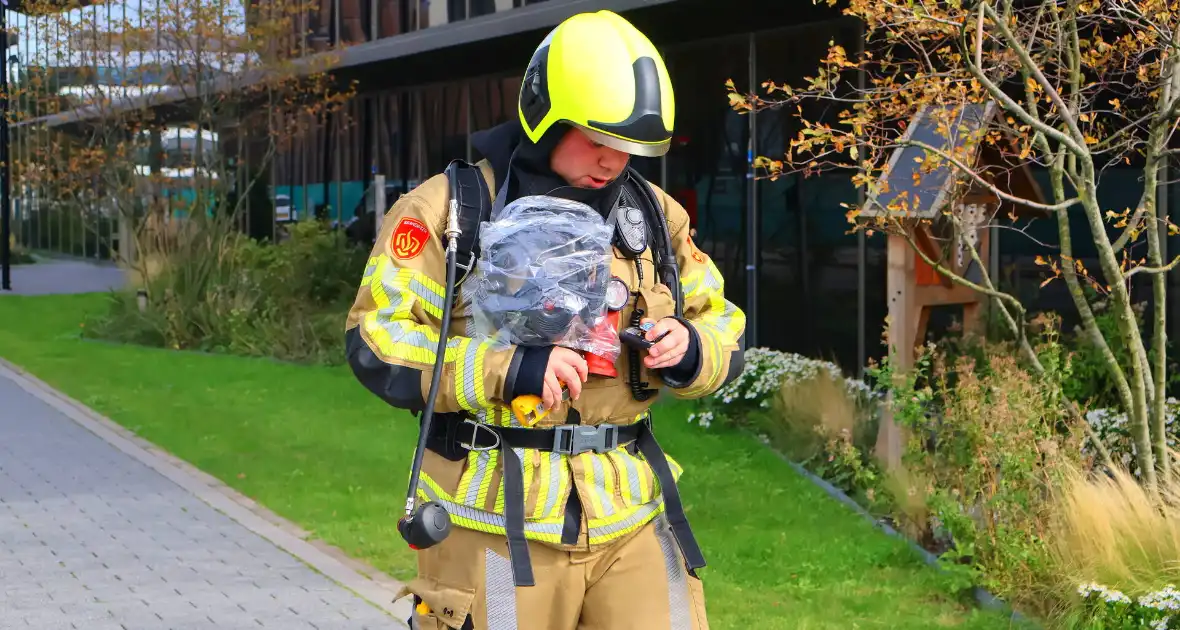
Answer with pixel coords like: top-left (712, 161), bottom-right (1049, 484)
top-left (860, 102), bottom-right (1048, 467)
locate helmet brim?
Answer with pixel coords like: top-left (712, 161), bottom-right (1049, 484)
top-left (576, 124), bottom-right (670, 158)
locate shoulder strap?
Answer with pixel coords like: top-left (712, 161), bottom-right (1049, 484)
top-left (625, 167), bottom-right (683, 318)
top-left (443, 159), bottom-right (492, 288)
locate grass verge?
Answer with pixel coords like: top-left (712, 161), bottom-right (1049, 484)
top-left (0, 292), bottom-right (1029, 629)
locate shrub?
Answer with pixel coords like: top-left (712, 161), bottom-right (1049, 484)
top-left (85, 219), bottom-right (368, 365)
top-left (871, 339), bottom-right (1085, 614)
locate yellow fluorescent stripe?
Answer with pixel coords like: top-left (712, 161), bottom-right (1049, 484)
top-left (667, 454), bottom-right (684, 482)
top-left (415, 475), bottom-right (565, 544)
top-left (371, 257), bottom-right (445, 319)
top-left (453, 337), bottom-right (472, 410)
top-left (472, 342), bottom-right (489, 408)
top-left (362, 314), bottom-right (464, 366)
top-left (454, 450), bottom-right (478, 502)
top-left (684, 326), bottom-right (724, 396)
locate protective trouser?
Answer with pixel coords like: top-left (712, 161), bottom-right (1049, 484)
top-left (404, 515), bottom-right (709, 630)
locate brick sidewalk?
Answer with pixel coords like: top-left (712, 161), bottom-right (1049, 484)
top-left (0, 367), bottom-right (410, 629)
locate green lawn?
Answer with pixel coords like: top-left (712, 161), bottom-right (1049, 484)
top-left (0, 293), bottom-right (1029, 629)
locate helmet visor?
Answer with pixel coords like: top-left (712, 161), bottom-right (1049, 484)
top-left (577, 124), bottom-right (670, 158)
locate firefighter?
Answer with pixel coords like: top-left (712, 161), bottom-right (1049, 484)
top-left (345, 10), bottom-right (745, 630)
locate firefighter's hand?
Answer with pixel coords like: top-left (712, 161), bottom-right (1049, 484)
top-left (640, 318), bottom-right (690, 369)
top-left (545, 347), bottom-right (588, 408)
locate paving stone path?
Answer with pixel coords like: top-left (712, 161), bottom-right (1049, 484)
top-left (0, 370), bottom-right (409, 629)
top-left (3, 257), bottom-right (127, 296)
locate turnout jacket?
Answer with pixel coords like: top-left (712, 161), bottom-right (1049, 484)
top-left (345, 160), bottom-right (745, 551)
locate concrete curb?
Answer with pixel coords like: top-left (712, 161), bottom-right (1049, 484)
top-left (0, 357), bottom-right (412, 626)
top-left (773, 450), bottom-right (1036, 627)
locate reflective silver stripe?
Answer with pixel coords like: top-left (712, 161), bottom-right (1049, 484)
top-left (619, 451), bottom-right (641, 503)
top-left (591, 455), bottom-right (615, 517)
top-left (418, 483), bottom-right (565, 537)
top-left (703, 264), bottom-right (723, 291)
top-left (588, 499), bottom-right (662, 542)
top-left (373, 321), bottom-right (461, 355)
top-left (485, 548), bottom-right (519, 630)
top-left (542, 452), bottom-right (563, 517)
top-left (409, 276), bottom-right (445, 313)
top-left (465, 451), bottom-right (493, 507)
top-left (376, 262), bottom-right (445, 317)
top-left (376, 267), bottom-right (412, 311)
top-left (461, 339), bottom-right (481, 409)
top-left (654, 515), bottom-right (692, 630)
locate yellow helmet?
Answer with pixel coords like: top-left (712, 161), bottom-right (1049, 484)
top-left (518, 10), bottom-right (675, 158)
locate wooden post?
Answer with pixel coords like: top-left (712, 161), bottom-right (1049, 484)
top-left (877, 232), bottom-right (917, 469)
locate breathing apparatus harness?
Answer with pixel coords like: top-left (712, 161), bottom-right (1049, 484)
top-left (397, 159), bottom-right (704, 589)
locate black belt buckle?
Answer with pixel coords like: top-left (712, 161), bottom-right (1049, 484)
top-left (552, 424), bottom-right (619, 455)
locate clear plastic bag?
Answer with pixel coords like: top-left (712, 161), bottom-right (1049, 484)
top-left (465, 195), bottom-right (621, 362)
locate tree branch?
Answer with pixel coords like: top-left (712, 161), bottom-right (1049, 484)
top-left (1124, 255), bottom-right (1180, 281)
top-left (982, 2), bottom-right (1090, 149)
top-left (955, 7), bottom-right (1088, 157)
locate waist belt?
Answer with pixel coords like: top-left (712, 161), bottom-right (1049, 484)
top-left (424, 414), bottom-right (706, 587)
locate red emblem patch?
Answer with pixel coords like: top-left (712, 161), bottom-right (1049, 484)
top-left (391, 217), bottom-right (429, 260)
top-left (688, 234), bottom-right (706, 263)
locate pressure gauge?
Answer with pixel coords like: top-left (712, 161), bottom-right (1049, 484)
top-left (605, 276), bottom-right (630, 312)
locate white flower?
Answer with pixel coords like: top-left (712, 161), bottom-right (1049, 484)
top-left (1139, 585), bottom-right (1180, 612)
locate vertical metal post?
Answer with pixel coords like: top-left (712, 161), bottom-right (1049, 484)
top-left (363, 96), bottom-right (374, 199)
top-left (745, 33), bottom-right (759, 348)
top-left (369, 0), bottom-right (377, 39)
top-left (856, 21), bottom-right (866, 373)
top-left (1, 5), bottom-right (11, 292)
top-left (465, 82), bottom-right (472, 162)
top-left (374, 173), bottom-right (386, 239)
top-left (334, 115), bottom-right (342, 222)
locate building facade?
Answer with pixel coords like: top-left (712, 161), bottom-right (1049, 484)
top-left (8, 0), bottom-right (1180, 374)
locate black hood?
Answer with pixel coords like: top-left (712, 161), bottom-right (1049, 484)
top-left (471, 119), bottom-right (625, 217)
